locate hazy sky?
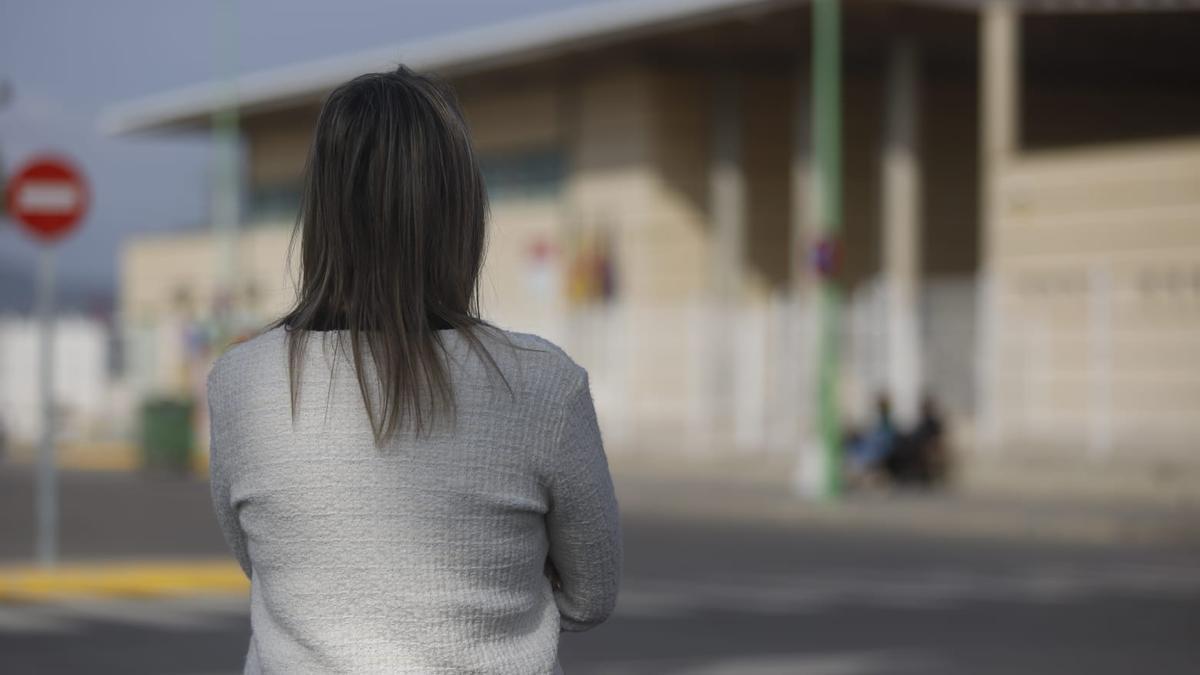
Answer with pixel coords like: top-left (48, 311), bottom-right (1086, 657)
top-left (0, 0), bottom-right (598, 313)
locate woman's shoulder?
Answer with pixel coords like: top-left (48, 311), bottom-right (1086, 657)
top-left (206, 326), bottom-right (287, 395)
top-left (473, 326), bottom-right (587, 392)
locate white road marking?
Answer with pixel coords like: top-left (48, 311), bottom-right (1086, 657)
top-left (0, 595), bottom-right (248, 635)
top-left (676, 651), bottom-right (936, 675)
top-left (614, 563), bottom-right (1200, 619)
top-left (583, 651), bottom-right (936, 675)
top-left (0, 605), bottom-right (79, 634)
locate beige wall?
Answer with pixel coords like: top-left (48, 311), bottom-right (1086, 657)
top-left (123, 55), bottom-right (992, 454)
top-left (564, 66), bottom-right (668, 440)
top-left (121, 226), bottom-right (295, 324)
top-left (458, 75), bottom-right (568, 337)
top-left (742, 73), bottom-right (794, 296)
top-left (570, 67), bottom-right (660, 300)
top-left (922, 76), bottom-right (979, 278)
top-left (244, 106), bottom-right (318, 189)
top-left (461, 82), bottom-right (561, 153)
top-left (650, 68), bottom-right (811, 301)
top-left (650, 68), bottom-right (712, 303)
top-left (121, 225), bottom-right (294, 398)
top-left (122, 230), bottom-right (216, 324)
top-left (988, 137), bottom-right (1200, 458)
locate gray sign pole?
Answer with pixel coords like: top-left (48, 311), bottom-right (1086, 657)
top-left (35, 245), bottom-right (58, 566)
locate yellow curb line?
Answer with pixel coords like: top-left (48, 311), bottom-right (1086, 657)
top-left (0, 560), bottom-right (249, 602)
top-left (4, 451), bottom-right (211, 477)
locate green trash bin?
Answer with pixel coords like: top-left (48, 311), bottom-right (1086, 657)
top-left (140, 397), bottom-right (195, 475)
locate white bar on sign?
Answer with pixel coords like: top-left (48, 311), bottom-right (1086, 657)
top-left (17, 182), bottom-right (80, 213)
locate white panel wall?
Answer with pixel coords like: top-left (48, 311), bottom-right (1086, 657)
top-left (0, 316), bottom-right (110, 445)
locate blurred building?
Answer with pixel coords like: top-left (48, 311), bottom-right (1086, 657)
top-left (105, 0), bottom-right (1200, 490)
top-left (0, 315), bottom-right (114, 446)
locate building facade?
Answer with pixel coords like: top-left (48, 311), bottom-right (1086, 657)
top-left (110, 0), bottom-right (1200, 492)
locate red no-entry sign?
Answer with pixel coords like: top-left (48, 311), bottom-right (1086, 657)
top-left (4, 155), bottom-right (89, 243)
top-left (6, 153), bottom-right (91, 566)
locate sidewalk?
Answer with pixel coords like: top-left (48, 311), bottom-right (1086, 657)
top-left (609, 455), bottom-right (1200, 548)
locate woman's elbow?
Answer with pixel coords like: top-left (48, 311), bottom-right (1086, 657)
top-left (557, 589), bottom-right (618, 632)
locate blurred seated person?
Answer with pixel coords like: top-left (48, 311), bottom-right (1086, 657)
top-left (884, 394), bottom-right (950, 487)
top-left (844, 393), bottom-right (897, 486)
top-left (912, 394), bottom-right (950, 485)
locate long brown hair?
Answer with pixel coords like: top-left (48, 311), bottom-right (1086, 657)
top-left (275, 65), bottom-right (504, 444)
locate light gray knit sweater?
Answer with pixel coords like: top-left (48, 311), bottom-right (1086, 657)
top-left (206, 325), bottom-right (622, 674)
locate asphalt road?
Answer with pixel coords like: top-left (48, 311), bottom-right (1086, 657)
top-left (2, 468), bottom-right (1198, 674)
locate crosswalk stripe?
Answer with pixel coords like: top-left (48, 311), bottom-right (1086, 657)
top-left (0, 605), bottom-right (78, 634)
top-left (0, 596), bottom-right (248, 635)
top-left (676, 651), bottom-right (936, 675)
top-left (613, 563), bottom-right (1200, 618)
top-left (582, 651), bottom-right (936, 675)
top-left (35, 598), bottom-right (241, 631)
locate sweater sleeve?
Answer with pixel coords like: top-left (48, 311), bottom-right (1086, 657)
top-left (545, 370), bottom-right (622, 632)
top-left (207, 368), bottom-right (252, 579)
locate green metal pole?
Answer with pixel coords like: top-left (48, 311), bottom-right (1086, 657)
top-left (812, 0), bottom-right (843, 499)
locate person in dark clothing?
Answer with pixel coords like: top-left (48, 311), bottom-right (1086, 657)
top-left (884, 394), bottom-right (949, 487)
top-left (911, 395), bottom-right (950, 485)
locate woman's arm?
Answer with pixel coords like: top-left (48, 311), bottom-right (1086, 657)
top-left (545, 371), bottom-right (622, 631)
top-left (207, 369), bottom-right (253, 579)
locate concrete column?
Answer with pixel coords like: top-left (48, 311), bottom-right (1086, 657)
top-left (977, 1), bottom-right (1020, 452)
top-left (791, 66), bottom-right (812, 299)
top-left (711, 68), bottom-right (745, 302)
top-left (788, 61), bottom-right (814, 457)
top-left (707, 67), bottom-right (746, 451)
top-left (882, 39), bottom-right (923, 425)
top-left (981, 3), bottom-right (1019, 166)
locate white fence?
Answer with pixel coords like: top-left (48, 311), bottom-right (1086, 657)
top-left (557, 278), bottom-right (978, 459)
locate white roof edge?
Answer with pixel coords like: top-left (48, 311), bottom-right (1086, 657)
top-left (101, 0), bottom-right (794, 135)
top-left (105, 0), bottom-right (1194, 134)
